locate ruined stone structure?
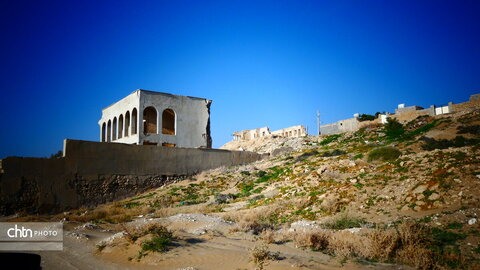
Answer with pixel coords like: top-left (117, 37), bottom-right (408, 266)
top-left (232, 127), bottom-right (271, 141)
top-left (271, 125), bottom-right (308, 138)
top-left (320, 93), bottom-right (478, 135)
top-left (232, 125), bottom-right (307, 141)
top-left (98, 90), bottom-right (212, 148)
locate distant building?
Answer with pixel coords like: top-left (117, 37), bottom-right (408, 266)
top-left (98, 89), bottom-right (212, 148)
top-left (232, 125), bottom-right (307, 141)
top-left (319, 93), bottom-right (479, 135)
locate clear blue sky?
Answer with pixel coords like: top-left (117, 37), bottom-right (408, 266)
top-left (1, 0), bottom-right (479, 158)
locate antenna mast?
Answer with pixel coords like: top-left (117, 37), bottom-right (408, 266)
top-left (316, 110), bottom-right (321, 135)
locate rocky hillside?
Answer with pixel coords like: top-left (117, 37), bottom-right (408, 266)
top-left (14, 107), bottom-right (480, 270)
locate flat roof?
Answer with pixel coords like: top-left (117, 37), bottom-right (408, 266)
top-left (102, 89), bottom-right (211, 111)
top-left (137, 89), bottom-right (209, 101)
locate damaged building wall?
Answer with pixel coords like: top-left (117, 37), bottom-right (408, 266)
top-left (271, 125), bottom-right (307, 138)
top-left (233, 125), bottom-right (307, 141)
top-left (232, 127), bottom-right (270, 141)
top-left (98, 90), bottom-right (212, 148)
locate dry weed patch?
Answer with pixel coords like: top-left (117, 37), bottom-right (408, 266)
top-left (290, 221), bottom-right (468, 270)
top-left (249, 244), bottom-right (280, 270)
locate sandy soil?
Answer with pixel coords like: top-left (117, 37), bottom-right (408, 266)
top-left (32, 217), bottom-right (413, 270)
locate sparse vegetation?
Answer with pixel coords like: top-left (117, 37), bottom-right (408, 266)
top-left (321, 214), bottom-right (366, 230)
top-left (132, 224), bottom-right (175, 259)
top-left (319, 134), bottom-right (342, 145)
top-left (420, 136), bottom-right (479, 150)
top-left (21, 108), bottom-right (480, 269)
top-left (321, 149), bottom-right (347, 157)
top-left (405, 119), bottom-right (438, 138)
top-left (357, 114), bottom-right (376, 122)
top-left (457, 125), bottom-right (480, 135)
top-left (292, 220), bottom-right (473, 269)
top-left (384, 118), bottom-right (405, 139)
top-left (249, 244), bottom-right (279, 270)
top-left (367, 147), bottom-right (401, 162)
top-left (296, 150), bottom-right (319, 161)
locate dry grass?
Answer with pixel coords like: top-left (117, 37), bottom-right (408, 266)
top-left (122, 223), bottom-right (172, 243)
top-left (395, 221), bottom-right (434, 270)
top-left (260, 229), bottom-right (276, 244)
top-left (64, 209), bottom-right (109, 223)
top-left (290, 221), bottom-right (441, 269)
top-left (293, 231), bottom-right (330, 251)
top-left (153, 203), bottom-right (221, 218)
top-left (360, 229), bottom-right (399, 260)
top-left (396, 244), bottom-right (434, 270)
top-left (319, 195), bottom-right (344, 214)
top-left (327, 230), bottom-right (361, 257)
top-left (227, 203), bottom-right (288, 234)
top-left (249, 244), bottom-right (279, 270)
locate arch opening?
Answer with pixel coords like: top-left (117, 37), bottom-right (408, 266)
top-left (107, 120), bottom-right (112, 142)
top-left (125, 111), bottom-right (130, 137)
top-left (143, 107), bottom-right (157, 134)
top-left (132, 108), bottom-right (138, 135)
top-left (101, 123), bottom-right (106, 142)
top-left (162, 109), bottom-right (175, 135)
top-left (112, 117), bottom-right (117, 140)
top-left (118, 115), bottom-right (124, 139)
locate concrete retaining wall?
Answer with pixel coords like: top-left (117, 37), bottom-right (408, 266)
top-left (320, 117), bottom-right (360, 135)
top-left (0, 140), bottom-right (264, 215)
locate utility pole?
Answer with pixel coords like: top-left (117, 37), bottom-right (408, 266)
top-left (316, 110), bottom-right (321, 135)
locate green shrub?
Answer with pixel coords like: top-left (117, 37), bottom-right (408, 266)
top-left (384, 118), bottom-right (405, 139)
top-left (256, 166), bottom-right (284, 183)
top-left (296, 150), bottom-right (319, 161)
top-left (367, 147), bottom-right (401, 162)
top-left (405, 119), bottom-right (438, 138)
top-left (122, 202), bottom-right (142, 208)
top-left (319, 134), bottom-right (342, 145)
top-left (357, 114), bottom-right (376, 122)
top-left (457, 125), bottom-right (480, 135)
top-left (240, 170), bottom-right (251, 176)
top-left (420, 136), bottom-right (479, 151)
top-left (142, 235), bottom-right (172, 253)
top-left (255, 170), bottom-right (266, 177)
top-left (430, 227), bottom-right (466, 246)
top-left (140, 226), bottom-right (174, 253)
top-left (321, 214), bottom-right (366, 230)
top-left (353, 153), bottom-right (364, 160)
top-left (321, 149), bottom-right (347, 157)
top-left (446, 222), bottom-right (463, 230)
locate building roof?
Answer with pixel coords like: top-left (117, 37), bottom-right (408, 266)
top-left (102, 89), bottom-right (211, 111)
top-left (135, 89), bottom-right (210, 101)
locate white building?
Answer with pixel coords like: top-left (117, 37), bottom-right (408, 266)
top-left (98, 90), bottom-right (212, 148)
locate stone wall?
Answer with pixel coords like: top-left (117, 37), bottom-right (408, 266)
top-left (0, 140), bottom-right (264, 215)
top-left (452, 99), bottom-right (480, 112)
top-left (390, 109), bottom-right (431, 123)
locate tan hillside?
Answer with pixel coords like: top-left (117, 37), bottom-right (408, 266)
top-left (12, 107), bottom-right (480, 270)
